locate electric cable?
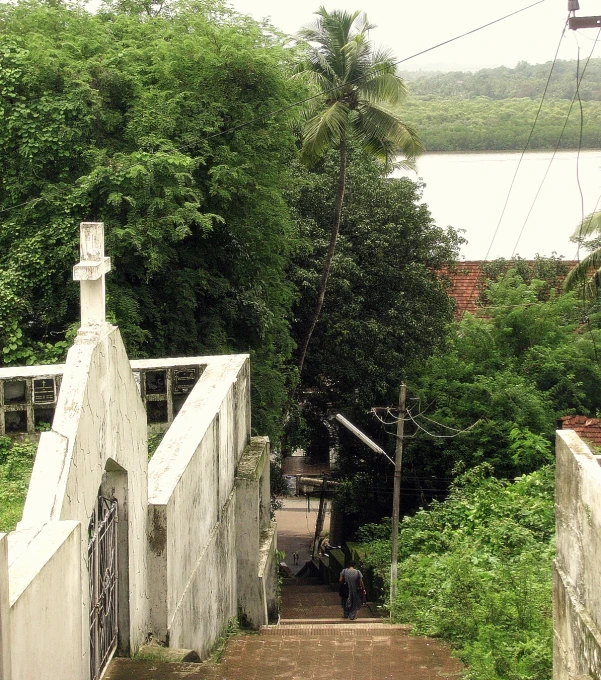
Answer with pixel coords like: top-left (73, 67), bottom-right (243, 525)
top-left (0, 0), bottom-right (547, 218)
top-left (459, 16), bottom-right (568, 319)
top-left (510, 27), bottom-right (601, 257)
top-left (573, 45), bottom-right (601, 370)
top-left (405, 409), bottom-right (483, 438)
top-left (372, 405), bottom-right (483, 439)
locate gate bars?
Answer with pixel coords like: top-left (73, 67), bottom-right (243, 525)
top-left (88, 495), bottom-right (118, 680)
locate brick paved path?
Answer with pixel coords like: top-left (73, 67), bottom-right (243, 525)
top-left (106, 584), bottom-right (463, 680)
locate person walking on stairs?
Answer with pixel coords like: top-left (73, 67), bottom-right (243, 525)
top-left (339, 560), bottom-right (364, 620)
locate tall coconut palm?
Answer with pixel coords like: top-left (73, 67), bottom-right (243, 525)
top-left (564, 211), bottom-right (601, 297)
top-left (294, 7), bottom-right (423, 376)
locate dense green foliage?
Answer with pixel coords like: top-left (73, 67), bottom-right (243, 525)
top-left (398, 59), bottom-right (601, 151)
top-left (399, 261), bottom-right (601, 494)
top-left (283, 148), bottom-right (461, 467)
top-left (329, 261), bottom-right (600, 536)
top-left (401, 98), bottom-right (601, 151)
top-left (0, 437), bottom-right (36, 532)
top-left (0, 0), bottom-right (305, 440)
top-left (401, 59), bottom-right (601, 101)
top-left (358, 464), bottom-right (555, 680)
top-left (289, 150), bottom-right (461, 409)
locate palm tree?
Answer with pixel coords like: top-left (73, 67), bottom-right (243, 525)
top-left (564, 211), bottom-right (601, 296)
top-left (294, 7), bottom-right (423, 376)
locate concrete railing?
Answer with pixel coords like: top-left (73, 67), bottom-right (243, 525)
top-left (147, 354), bottom-right (255, 657)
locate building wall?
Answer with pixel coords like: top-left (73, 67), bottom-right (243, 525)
top-left (7, 522), bottom-right (82, 680)
top-left (554, 429), bottom-right (601, 680)
top-left (2, 348), bottom-right (274, 673)
top-left (148, 355), bottom-right (254, 655)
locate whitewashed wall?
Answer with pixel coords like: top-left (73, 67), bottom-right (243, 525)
top-left (0, 533), bottom-right (11, 680)
top-left (148, 355), bottom-right (251, 656)
top-left (554, 429), bottom-right (601, 680)
top-left (235, 437), bottom-right (276, 628)
top-left (16, 324), bottom-right (149, 670)
top-left (7, 522), bottom-right (82, 680)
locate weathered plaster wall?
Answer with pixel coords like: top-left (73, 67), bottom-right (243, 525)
top-left (554, 429), bottom-right (601, 680)
top-left (17, 323), bottom-right (149, 666)
top-left (0, 533), bottom-right (11, 680)
top-left (148, 355), bottom-right (251, 655)
top-left (7, 522), bottom-right (82, 680)
top-left (235, 436), bottom-right (276, 628)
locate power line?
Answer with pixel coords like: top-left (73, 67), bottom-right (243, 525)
top-left (510, 27), bottom-right (601, 257)
top-left (459, 16), bottom-right (568, 319)
top-left (372, 405), bottom-right (483, 439)
top-left (406, 410), bottom-right (483, 439)
top-left (0, 0), bottom-right (547, 219)
top-left (484, 17), bottom-right (568, 262)
top-left (573, 41), bottom-right (601, 370)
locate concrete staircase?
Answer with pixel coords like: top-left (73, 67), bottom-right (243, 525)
top-left (280, 581), bottom-right (381, 621)
top-left (105, 582), bottom-right (463, 679)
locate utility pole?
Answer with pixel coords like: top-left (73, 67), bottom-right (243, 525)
top-left (390, 383), bottom-right (406, 609)
top-left (568, 0), bottom-right (601, 29)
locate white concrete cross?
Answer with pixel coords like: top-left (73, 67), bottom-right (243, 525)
top-left (72, 222), bottom-right (112, 325)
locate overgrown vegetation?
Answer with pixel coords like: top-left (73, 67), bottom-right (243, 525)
top-left (0, 436), bottom-right (36, 532)
top-left (359, 464), bottom-right (555, 680)
top-left (344, 263), bottom-right (600, 680)
top-left (400, 59), bottom-right (601, 151)
top-left (0, 0), bottom-right (303, 442)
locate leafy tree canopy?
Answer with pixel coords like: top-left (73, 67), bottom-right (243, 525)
top-left (283, 146), bottom-right (462, 485)
top-left (0, 0), bottom-right (304, 439)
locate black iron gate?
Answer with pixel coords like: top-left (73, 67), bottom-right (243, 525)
top-left (88, 495), bottom-right (118, 680)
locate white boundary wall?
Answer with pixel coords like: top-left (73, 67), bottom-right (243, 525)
top-left (7, 522), bottom-right (82, 680)
top-left (554, 429), bottom-right (601, 680)
top-left (1, 347), bottom-right (277, 673)
top-left (6, 324), bottom-right (149, 677)
top-left (148, 355), bottom-right (251, 656)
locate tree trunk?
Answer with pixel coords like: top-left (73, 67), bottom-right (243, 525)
top-left (296, 135), bottom-right (347, 376)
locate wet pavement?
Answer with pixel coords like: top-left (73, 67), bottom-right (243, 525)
top-left (106, 498), bottom-right (463, 680)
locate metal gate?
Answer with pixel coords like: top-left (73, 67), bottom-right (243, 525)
top-left (88, 495), bottom-right (118, 680)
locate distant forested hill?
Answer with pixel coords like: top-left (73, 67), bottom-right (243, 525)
top-left (400, 59), bottom-right (601, 151)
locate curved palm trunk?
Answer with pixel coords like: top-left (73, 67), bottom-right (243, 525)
top-left (297, 135), bottom-right (347, 376)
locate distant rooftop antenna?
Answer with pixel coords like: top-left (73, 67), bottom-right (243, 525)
top-left (568, 0), bottom-right (601, 29)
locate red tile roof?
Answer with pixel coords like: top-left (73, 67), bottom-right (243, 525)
top-left (559, 415), bottom-right (601, 447)
top-left (439, 261), bottom-right (486, 318)
top-left (439, 260), bottom-right (579, 319)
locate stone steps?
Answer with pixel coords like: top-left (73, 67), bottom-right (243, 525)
top-left (261, 622), bottom-right (411, 636)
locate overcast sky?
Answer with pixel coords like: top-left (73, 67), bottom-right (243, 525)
top-left (229, 0), bottom-right (599, 70)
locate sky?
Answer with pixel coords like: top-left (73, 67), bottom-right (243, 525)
top-left (227, 0), bottom-right (601, 260)
top-left (229, 0), bottom-right (599, 71)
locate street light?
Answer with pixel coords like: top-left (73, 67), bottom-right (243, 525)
top-left (335, 383), bottom-right (406, 613)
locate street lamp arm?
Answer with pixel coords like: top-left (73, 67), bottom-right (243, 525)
top-left (335, 414), bottom-right (395, 465)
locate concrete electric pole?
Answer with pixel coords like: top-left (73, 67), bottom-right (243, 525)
top-left (336, 381), bottom-right (407, 613)
top-left (390, 383), bottom-right (406, 607)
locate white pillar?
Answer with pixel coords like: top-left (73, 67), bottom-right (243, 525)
top-left (72, 222), bottom-right (111, 326)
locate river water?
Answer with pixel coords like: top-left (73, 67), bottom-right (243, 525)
top-left (393, 150), bottom-right (601, 260)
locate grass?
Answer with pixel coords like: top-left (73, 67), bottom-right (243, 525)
top-left (0, 436), bottom-right (36, 533)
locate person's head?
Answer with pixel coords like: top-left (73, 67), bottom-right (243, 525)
top-left (348, 560), bottom-right (356, 568)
